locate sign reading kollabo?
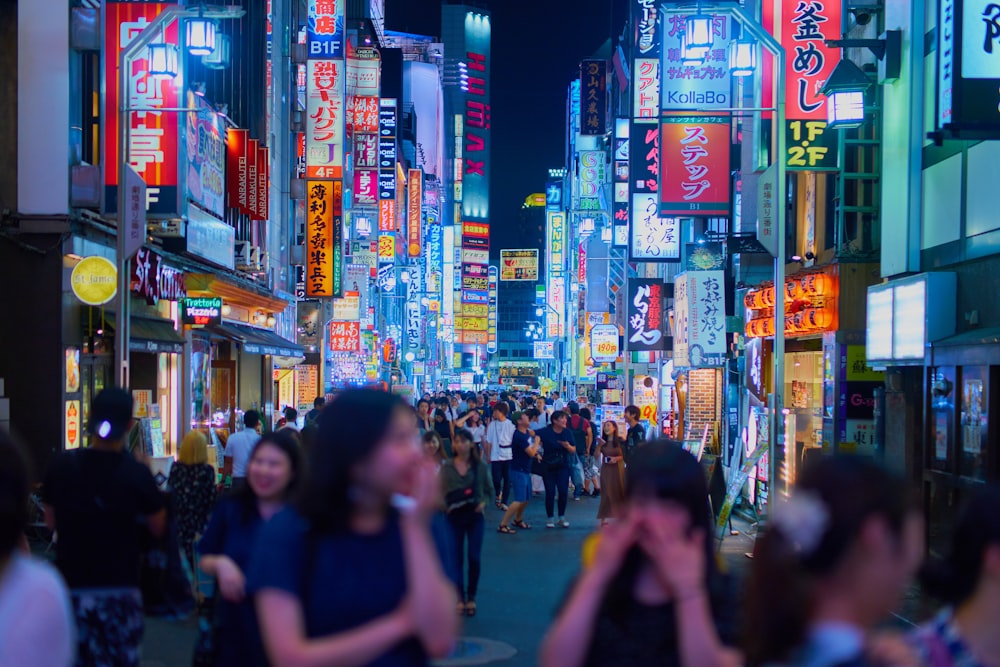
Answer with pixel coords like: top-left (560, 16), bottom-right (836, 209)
top-left (181, 297), bottom-right (223, 327)
top-left (938, 0), bottom-right (1000, 134)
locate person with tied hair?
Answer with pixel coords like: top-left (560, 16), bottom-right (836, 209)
top-left (910, 484), bottom-right (1000, 666)
top-left (743, 456), bottom-right (924, 667)
top-left (169, 430), bottom-right (217, 569)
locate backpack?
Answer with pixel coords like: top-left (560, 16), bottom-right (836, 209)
top-left (568, 415), bottom-right (588, 455)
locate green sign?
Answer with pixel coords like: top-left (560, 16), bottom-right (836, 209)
top-left (181, 297), bottom-right (223, 327)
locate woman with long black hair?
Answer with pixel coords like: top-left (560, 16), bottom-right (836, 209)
top-left (540, 441), bottom-right (741, 667)
top-left (248, 389), bottom-right (458, 667)
top-left (198, 430), bottom-right (303, 667)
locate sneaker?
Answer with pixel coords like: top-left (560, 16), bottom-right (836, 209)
top-left (573, 496), bottom-right (582, 501)
top-left (558, 519), bottom-right (570, 528)
top-left (546, 520), bottom-right (556, 528)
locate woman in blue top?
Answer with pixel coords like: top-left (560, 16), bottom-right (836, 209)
top-left (198, 430), bottom-right (302, 666)
top-left (248, 389), bottom-right (458, 667)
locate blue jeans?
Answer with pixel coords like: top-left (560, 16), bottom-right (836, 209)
top-left (542, 466), bottom-right (571, 518)
top-left (447, 510), bottom-right (484, 601)
top-left (569, 453), bottom-right (585, 497)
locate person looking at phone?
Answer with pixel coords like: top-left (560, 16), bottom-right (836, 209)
top-left (536, 411), bottom-right (577, 529)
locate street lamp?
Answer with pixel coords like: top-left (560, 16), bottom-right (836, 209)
top-left (148, 43), bottom-right (179, 77)
top-left (186, 17), bottom-right (218, 56)
top-left (684, 12), bottom-right (714, 50)
top-left (820, 58), bottom-right (871, 129)
top-left (728, 38), bottom-right (757, 77)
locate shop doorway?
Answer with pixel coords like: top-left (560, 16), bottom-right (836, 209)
top-left (80, 354), bottom-right (112, 436)
top-left (211, 360), bottom-right (237, 431)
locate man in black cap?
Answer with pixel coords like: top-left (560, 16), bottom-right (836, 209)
top-left (42, 387), bottom-right (166, 667)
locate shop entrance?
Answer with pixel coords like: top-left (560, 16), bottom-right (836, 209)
top-left (211, 360), bottom-right (237, 431)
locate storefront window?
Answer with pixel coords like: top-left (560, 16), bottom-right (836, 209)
top-left (929, 367), bottom-right (956, 471)
top-left (786, 351), bottom-right (824, 464)
top-left (960, 369), bottom-right (987, 481)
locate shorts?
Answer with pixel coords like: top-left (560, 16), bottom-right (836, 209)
top-left (509, 469), bottom-right (532, 503)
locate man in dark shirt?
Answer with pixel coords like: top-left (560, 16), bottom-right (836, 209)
top-left (499, 411), bottom-right (541, 532)
top-left (43, 388), bottom-right (166, 667)
top-left (624, 404), bottom-right (646, 464)
top-left (536, 411), bottom-right (577, 528)
top-left (305, 395), bottom-right (325, 425)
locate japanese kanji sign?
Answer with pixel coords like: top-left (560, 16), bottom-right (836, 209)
top-left (627, 279), bottom-right (666, 351)
top-left (660, 14), bottom-right (732, 111)
top-left (660, 114), bottom-right (731, 216)
top-left (781, 0), bottom-right (841, 120)
top-left (305, 180), bottom-right (340, 297)
top-left (673, 271), bottom-right (726, 368)
top-left (580, 59), bottom-right (607, 135)
top-left (306, 60), bottom-right (344, 178)
top-left (104, 3), bottom-right (179, 217)
top-left (500, 249), bottom-right (539, 281)
top-left (633, 0), bottom-right (662, 59)
top-left (630, 192), bottom-right (680, 261)
top-left (407, 169), bottom-right (422, 257)
top-left (307, 0), bottom-right (344, 59)
top-left (328, 320), bottom-right (360, 353)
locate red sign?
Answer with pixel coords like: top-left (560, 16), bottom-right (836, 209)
top-left (329, 320), bottom-right (361, 352)
top-left (382, 337), bottom-right (397, 364)
top-left (227, 129), bottom-right (250, 214)
top-left (130, 247), bottom-right (187, 304)
top-left (247, 139), bottom-right (259, 219)
top-left (407, 169), bottom-right (422, 257)
top-left (352, 96), bottom-right (380, 134)
top-left (378, 199), bottom-right (395, 232)
top-left (256, 145), bottom-right (269, 221)
top-left (578, 242), bottom-right (587, 283)
top-left (660, 115), bottom-right (730, 217)
top-left (104, 3), bottom-right (179, 216)
top-left (781, 0), bottom-right (841, 120)
top-left (354, 168), bottom-right (377, 205)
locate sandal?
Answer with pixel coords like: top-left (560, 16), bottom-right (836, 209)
top-left (512, 519), bottom-right (531, 530)
top-left (496, 524), bottom-right (517, 534)
top-left (465, 601), bottom-right (477, 617)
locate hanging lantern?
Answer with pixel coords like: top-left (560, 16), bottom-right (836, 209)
top-left (186, 17), bottom-right (217, 56)
top-left (148, 43), bottom-right (179, 78)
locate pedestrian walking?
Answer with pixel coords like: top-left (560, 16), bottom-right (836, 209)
top-left (281, 407), bottom-right (300, 433)
top-left (579, 407), bottom-right (600, 498)
top-left (455, 408), bottom-right (486, 455)
top-left (537, 411), bottom-right (576, 528)
top-left (743, 456), bottom-right (923, 667)
top-left (566, 402), bottom-right (592, 501)
top-left (911, 484), bottom-right (1000, 667)
top-left (168, 430), bottom-right (217, 569)
top-left (442, 428), bottom-right (493, 617)
top-left (433, 408), bottom-right (454, 457)
top-left (623, 405), bottom-right (645, 464)
top-left (305, 396), bottom-right (325, 426)
top-left (41, 388), bottom-right (167, 667)
top-left (0, 430), bottom-right (75, 667)
top-left (248, 389), bottom-right (457, 667)
top-left (484, 402), bottom-right (515, 510)
top-left (540, 441), bottom-right (741, 667)
top-left (197, 430), bottom-right (302, 666)
top-left (224, 410), bottom-right (262, 491)
top-left (597, 421), bottom-right (626, 525)
top-left (499, 411), bottom-right (541, 533)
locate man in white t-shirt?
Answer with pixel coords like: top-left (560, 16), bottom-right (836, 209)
top-left (551, 391), bottom-right (566, 411)
top-left (224, 410), bottom-right (262, 490)
top-left (484, 402), bottom-right (515, 509)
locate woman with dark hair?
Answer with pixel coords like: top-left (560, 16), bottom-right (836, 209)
top-left (248, 389), bottom-right (458, 667)
top-left (421, 431), bottom-right (446, 466)
top-left (596, 420), bottom-right (626, 525)
top-left (198, 430), bottom-right (302, 666)
top-left (0, 431), bottom-right (75, 667)
top-left (540, 441), bottom-right (741, 667)
top-left (743, 456), bottom-right (923, 667)
top-left (433, 409), bottom-right (454, 457)
top-left (442, 427), bottom-right (493, 617)
top-left (910, 484), bottom-right (1000, 666)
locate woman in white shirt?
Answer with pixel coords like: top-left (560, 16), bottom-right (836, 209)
top-left (0, 432), bottom-right (75, 667)
top-left (455, 409), bottom-right (486, 454)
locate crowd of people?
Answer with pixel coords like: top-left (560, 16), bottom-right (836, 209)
top-left (1, 386), bottom-right (999, 667)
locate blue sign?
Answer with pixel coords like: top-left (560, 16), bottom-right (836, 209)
top-left (307, 0), bottom-right (344, 59)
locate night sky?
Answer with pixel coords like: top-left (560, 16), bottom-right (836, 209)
top-left (385, 0), bottom-right (626, 251)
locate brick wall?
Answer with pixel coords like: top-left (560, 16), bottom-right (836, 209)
top-left (685, 368), bottom-right (722, 450)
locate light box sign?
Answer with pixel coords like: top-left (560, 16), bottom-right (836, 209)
top-left (938, 0), bottom-right (1000, 134)
top-left (307, 0), bottom-right (344, 59)
top-left (407, 169), bottom-right (422, 257)
top-left (674, 271), bottom-right (726, 369)
top-left (627, 278), bottom-right (665, 351)
top-left (547, 275), bottom-right (566, 338)
top-left (104, 2), bottom-right (179, 216)
top-left (461, 10), bottom-right (491, 220)
top-left (660, 115), bottom-right (731, 216)
top-left (500, 249), bottom-right (539, 281)
top-left (185, 91), bottom-right (226, 219)
top-left (865, 273), bottom-right (957, 365)
top-left (547, 211), bottom-right (566, 271)
top-left (660, 14), bottom-right (732, 111)
top-left (487, 265), bottom-right (498, 354)
top-left (306, 60), bottom-right (345, 178)
top-left (591, 324), bottom-right (620, 362)
top-left (631, 193), bottom-right (679, 261)
top-left (305, 180), bottom-right (337, 297)
top-left (580, 59), bottom-right (608, 135)
top-left (534, 341), bottom-right (555, 359)
top-left (181, 297), bottom-right (223, 327)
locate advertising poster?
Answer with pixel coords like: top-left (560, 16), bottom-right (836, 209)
top-left (306, 59), bottom-right (345, 178)
top-left (185, 91), bottom-right (225, 218)
top-left (500, 249), bottom-right (539, 281)
top-left (591, 324), bottom-right (620, 362)
top-left (627, 278), bottom-right (666, 351)
top-left (660, 115), bottom-right (731, 216)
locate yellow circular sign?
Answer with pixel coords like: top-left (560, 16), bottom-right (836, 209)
top-left (71, 256), bottom-right (118, 305)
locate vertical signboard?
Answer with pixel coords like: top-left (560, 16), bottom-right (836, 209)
top-left (580, 59), bottom-right (608, 135)
top-left (674, 271), bottom-right (727, 368)
top-left (307, 0), bottom-right (344, 59)
top-left (306, 59), bottom-right (345, 178)
top-left (781, 0), bottom-right (841, 170)
top-left (757, 163), bottom-right (778, 257)
top-left (659, 14), bottom-right (732, 111)
top-left (627, 278), bottom-right (665, 351)
top-left (547, 211), bottom-right (566, 271)
top-left (104, 3), bottom-right (179, 216)
top-left (306, 181), bottom-right (335, 297)
top-left (614, 118), bottom-right (630, 245)
top-left (548, 275), bottom-right (566, 338)
top-left (185, 91), bottom-right (226, 219)
top-left (629, 117), bottom-right (673, 260)
top-left (487, 265), bottom-right (498, 354)
top-left (461, 10), bottom-right (491, 220)
top-left (407, 169), bottom-right (423, 257)
top-left (937, 0), bottom-right (1000, 133)
top-left (579, 151), bottom-right (607, 211)
top-left (660, 114), bottom-right (731, 216)
top-left (378, 99), bottom-right (397, 232)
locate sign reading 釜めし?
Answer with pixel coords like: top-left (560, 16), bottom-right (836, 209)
top-left (181, 297), bottom-right (223, 327)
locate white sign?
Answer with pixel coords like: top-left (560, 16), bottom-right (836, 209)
top-left (632, 58), bottom-right (660, 118)
top-left (866, 273), bottom-right (956, 365)
top-left (533, 341), bottom-right (555, 359)
top-left (659, 14), bottom-right (732, 111)
top-left (673, 271), bottom-right (727, 369)
top-left (757, 163), bottom-right (778, 257)
top-left (590, 324), bottom-right (620, 362)
top-left (962, 0), bottom-right (1000, 78)
top-left (630, 193), bottom-right (679, 260)
top-left (547, 275), bottom-right (566, 338)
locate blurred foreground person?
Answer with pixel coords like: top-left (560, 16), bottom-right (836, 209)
top-left (911, 484), bottom-right (1000, 666)
top-left (42, 388), bottom-right (165, 667)
top-left (744, 456), bottom-right (923, 667)
top-left (540, 441), bottom-right (741, 667)
top-left (198, 431), bottom-right (302, 666)
top-left (249, 390), bottom-right (457, 667)
top-left (0, 430), bottom-right (75, 667)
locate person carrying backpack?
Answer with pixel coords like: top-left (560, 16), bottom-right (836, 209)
top-left (566, 402), bottom-right (592, 501)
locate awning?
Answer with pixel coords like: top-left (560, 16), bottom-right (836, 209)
top-left (208, 322), bottom-right (305, 358)
top-left (102, 314), bottom-right (186, 355)
top-left (929, 326), bottom-right (1000, 366)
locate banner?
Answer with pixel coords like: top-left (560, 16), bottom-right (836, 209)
top-left (306, 60), bottom-right (345, 178)
top-left (306, 181), bottom-right (335, 297)
top-left (407, 169), bottom-right (422, 257)
top-left (627, 278), bottom-right (665, 351)
top-left (226, 128), bottom-right (250, 215)
top-left (500, 249), bottom-right (539, 281)
top-left (104, 2), bottom-right (179, 216)
top-left (660, 115), bottom-right (730, 216)
top-left (674, 271), bottom-right (726, 368)
top-left (256, 145), bottom-right (269, 221)
top-left (580, 59), bottom-right (608, 135)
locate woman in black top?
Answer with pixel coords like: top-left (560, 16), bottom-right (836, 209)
top-left (540, 441), bottom-right (741, 667)
top-left (169, 430), bottom-right (217, 567)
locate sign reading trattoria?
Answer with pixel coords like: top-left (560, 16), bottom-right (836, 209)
top-left (181, 297), bottom-right (223, 327)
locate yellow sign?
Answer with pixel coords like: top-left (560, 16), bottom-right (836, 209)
top-left (846, 346), bottom-right (884, 382)
top-left (305, 181), bottom-right (336, 297)
top-left (462, 303), bottom-right (489, 317)
top-left (70, 256), bottom-right (117, 305)
top-left (456, 316), bottom-right (488, 332)
top-left (524, 193), bottom-right (546, 208)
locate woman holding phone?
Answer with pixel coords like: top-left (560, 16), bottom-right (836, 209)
top-left (597, 421), bottom-right (626, 525)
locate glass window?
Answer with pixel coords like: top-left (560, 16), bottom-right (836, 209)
top-left (960, 368), bottom-right (987, 481)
